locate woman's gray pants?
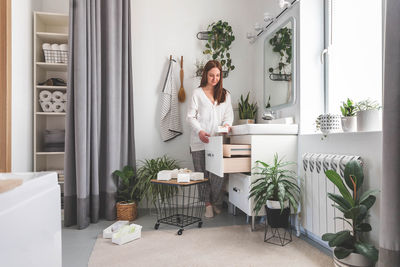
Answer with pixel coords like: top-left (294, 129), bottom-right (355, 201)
top-left (191, 150), bottom-right (225, 204)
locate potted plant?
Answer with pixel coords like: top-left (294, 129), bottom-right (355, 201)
top-left (268, 27), bottom-right (292, 81)
top-left (322, 160), bottom-right (379, 266)
top-left (238, 92), bottom-right (257, 124)
top-left (113, 165), bottom-right (141, 221)
top-left (340, 98), bottom-right (357, 132)
top-left (249, 154), bottom-right (300, 228)
top-left (134, 155), bottom-right (180, 204)
top-left (355, 99), bottom-right (382, 132)
top-left (202, 20), bottom-right (235, 77)
top-left (194, 59), bottom-right (206, 77)
top-left (316, 114), bottom-right (342, 135)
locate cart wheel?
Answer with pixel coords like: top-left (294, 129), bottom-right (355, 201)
top-left (198, 222), bottom-right (203, 228)
top-left (177, 229), bottom-right (183, 235)
top-left (154, 223), bottom-right (160, 230)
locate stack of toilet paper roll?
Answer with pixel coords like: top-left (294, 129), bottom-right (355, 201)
top-left (39, 90), bottom-right (67, 113)
top-left (42, 43), bottom-right (68, 63)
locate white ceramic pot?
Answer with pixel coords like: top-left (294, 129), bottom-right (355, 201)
top-left (357, 110), bottom-right (382, 132)
top-left (319, 114), bottom-right (341, 134)
top-left (341, 116), bottom-right (357, 132)
top-left (333, 253), bottom-right (374, 267)
top-left (237, 119), bottom-right (255, 125)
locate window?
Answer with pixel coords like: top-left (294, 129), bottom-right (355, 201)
top-left (324, 0), bottom-right (382, 113)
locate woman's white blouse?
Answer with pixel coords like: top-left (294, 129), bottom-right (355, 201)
top-left (186, 88), bottom-right (234, 151)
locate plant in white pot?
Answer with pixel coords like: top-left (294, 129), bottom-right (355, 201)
top-left (316, 114), bottom-right (342, 135)
top-left (340, 98), bottom-right (357, 132)
top-left (238, 92), bottom-right (257, 124)
top-left (322, 160), bottom-right (379, 267)
top-left (249, 154), bottom-right (300, 229)
top-left (355, 99), bottom-right (382, 132)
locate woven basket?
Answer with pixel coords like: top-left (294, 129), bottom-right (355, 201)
top-left (116, 201), bottom-right (137, 221)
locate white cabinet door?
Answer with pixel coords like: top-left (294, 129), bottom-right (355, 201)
top-left (205, 136), bottom-right (224, 177)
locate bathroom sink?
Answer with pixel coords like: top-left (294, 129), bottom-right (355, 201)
top-left (263, 117), bottom-right (294, 124)
top-left (230, 123), bottom-right (298, 135)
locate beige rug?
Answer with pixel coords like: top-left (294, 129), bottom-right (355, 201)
top-left (89, 225), bottom-right (333, 267)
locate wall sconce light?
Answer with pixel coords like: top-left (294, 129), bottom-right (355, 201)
top-left (278, 0), bottom-right (291, 9)
top-left (263, 12), bottom-right (274, 23)
top-left (254, 22), bottom-right (263, 31)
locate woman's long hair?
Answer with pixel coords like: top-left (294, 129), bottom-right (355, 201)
top-left (199, 60), bottom-right (227, 105)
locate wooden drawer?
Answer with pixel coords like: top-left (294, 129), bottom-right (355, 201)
top-left (223, 144), bottom-right (251, 157)
top-left (205, 136), bottom-right (251, 177)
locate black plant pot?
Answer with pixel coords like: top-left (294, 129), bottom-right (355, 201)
top-left (265, 205), bottom-right (290, 228)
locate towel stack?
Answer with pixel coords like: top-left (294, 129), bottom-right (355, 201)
top-left (42, 43), bottom-right (68, 63)
top-left (43, 129), bottom-right (65, 152)
top-left (39, 90), bottom-right (67, 113)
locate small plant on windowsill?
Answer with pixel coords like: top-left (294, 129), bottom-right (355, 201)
top-left (315, 114), bottom-right (341, 139)
top-left (355, 99), bottom-right (382, 132)
top-left (340, 98), bottom-right (357, 132)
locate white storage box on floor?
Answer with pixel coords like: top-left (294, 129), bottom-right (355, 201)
top-left (0, 172), bottom-right (61, 267)
top-left (112, 223), bottom-right (142, 245)
top-left (103, 221), bottom-right (129, 238)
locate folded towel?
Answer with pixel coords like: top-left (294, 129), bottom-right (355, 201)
top-left (0, 179), bottom-right (23, 193)
top-left (160, 60), bottom-right (183, 141)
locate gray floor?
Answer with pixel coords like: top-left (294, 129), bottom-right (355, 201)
top-left (62, 207), bottom-right (331, 267)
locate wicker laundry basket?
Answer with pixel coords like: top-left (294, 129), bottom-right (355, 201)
top-left (116, 201), bottom-right (137, 221)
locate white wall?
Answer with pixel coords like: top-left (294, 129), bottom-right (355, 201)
top-left (131, 0), bottom-right (279, 167)
top-left (298, 132), bottom-right (382, 246)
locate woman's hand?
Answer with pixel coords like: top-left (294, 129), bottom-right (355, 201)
top-left (198, 130), bottom-right (210, 143)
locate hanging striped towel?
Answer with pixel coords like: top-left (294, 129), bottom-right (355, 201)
top-left (160, 59), bottom-right (183, 141)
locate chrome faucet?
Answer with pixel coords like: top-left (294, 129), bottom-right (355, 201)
top-left (262, 109), bottom-right (276, 120)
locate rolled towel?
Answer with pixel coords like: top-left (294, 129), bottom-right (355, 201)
top-left (42, 43), bottom-right (51, 50)
top-left (52, 102), bottom-right (65, 113)
top-left (51, 43), bottom-right (60, 50)
top-left (39, 90), bottom-right (52, 101)
top-left (52, 91), bottom-right (64, 102)
top-left (59, 44), bottom-right (68, 51)
top-left (40, 101), bottom-right (54, 112)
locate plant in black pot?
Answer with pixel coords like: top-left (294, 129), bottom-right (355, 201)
top-left (113, 165), bottom-right (141, 221)
top-left (249, 154), bottom-right (300, 229)
top-left (322, 160), bottom-right (379, 267)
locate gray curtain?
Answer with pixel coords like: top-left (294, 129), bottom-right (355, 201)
top-left (379, 0), bottom-right (400, 265)
top-left (64, 0), bottom-right (135, 229)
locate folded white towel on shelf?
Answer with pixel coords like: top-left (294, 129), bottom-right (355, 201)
top-left (52, 102), bottom-right (65, 113)
top-left (39, 90), bottom-right (52, 101)
top-left (52, 91), bottom-right (64, 102)
top-left (40, 101), bottom-right (54, 112)
top-left (51, 44), bottom-right (60, 50)
top-left (177, 173), bottom-right (190, 183)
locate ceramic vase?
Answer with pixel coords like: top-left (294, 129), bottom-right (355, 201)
top-left (333, 253), bottom-right (374, 267)
top-left (319, 114), bottom-right (341, 134)
top-left (357, 110), bottom-right (382, 132)
top-left (341, 116), bottom-right (357, 132)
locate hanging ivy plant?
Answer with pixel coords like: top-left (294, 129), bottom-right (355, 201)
top-left (203, 20), bottom-right (235, 77)
top-left (268, 27), bottom-right (292, 75)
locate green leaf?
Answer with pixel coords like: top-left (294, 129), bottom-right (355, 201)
top-left (359, 189), bottom-right (379, 204)
top-left (355, 223), bottom-right (372, 232)
top-left (325, 170), bottom-right (354, 206)
top-left (323, 230), bottom-right (352, 247)
top-left (344, 160), bottom-right (364, 192)
top-left (360, 195), bottom-right (376, 210)
top-left (354, 242), bottom-right (379, 262)
top-left (334, 247), bottom-right (353, 259)
top-left (328, 193), bottom-right (352, 211)
top-left (344, 205), bottom-right (367, 220)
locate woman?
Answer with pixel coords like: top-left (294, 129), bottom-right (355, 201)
top-left (187, 60), bottom-right (234, 218)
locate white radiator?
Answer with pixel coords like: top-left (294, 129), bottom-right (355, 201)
top-left (301, 153), bottom-right (362, 239)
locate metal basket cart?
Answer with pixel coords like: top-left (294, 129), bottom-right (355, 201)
top-left (150, 179), bottom-right (208, 235)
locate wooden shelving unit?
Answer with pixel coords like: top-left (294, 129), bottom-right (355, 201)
top-left (33, 12), bottom-right (68, 200)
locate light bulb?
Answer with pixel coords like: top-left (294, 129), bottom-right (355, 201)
top-left (279, 0), bottom-right (291, 9)
top-left (263, 12), bottom-right (273, 23)
top-left (246, 32), bottom-right (255, 39)
top-left (254, 22), bottom-right (263, 31)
